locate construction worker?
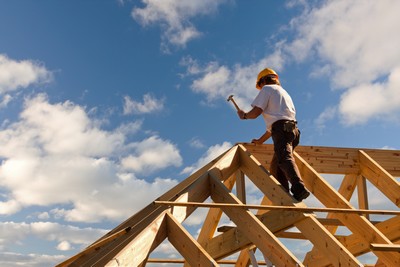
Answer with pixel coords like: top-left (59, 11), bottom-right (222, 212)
top-left (237, 68), bottom-right (310, 201)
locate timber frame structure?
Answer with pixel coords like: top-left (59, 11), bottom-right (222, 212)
top-left (58, 143), bottom-right (400, 267)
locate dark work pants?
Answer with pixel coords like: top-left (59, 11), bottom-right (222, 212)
top-left (270, 120), bottom-right (303, 192)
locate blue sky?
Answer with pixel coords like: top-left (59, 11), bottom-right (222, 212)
top-left (1, 0), bottom-right (400, 266)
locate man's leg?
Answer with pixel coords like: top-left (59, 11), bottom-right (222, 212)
top-left (270, 153), bottom-right (289, 192)
top-left (272, 126), bottom-right (309, 201)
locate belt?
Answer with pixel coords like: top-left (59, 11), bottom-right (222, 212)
top-left (272, 119), bottom-right (297, 127)
top-left (272, 120), bottom-right (297, 132)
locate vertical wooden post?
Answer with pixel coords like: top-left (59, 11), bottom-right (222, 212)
top-left (357, 175), bottom-right (370, 220)
top-left (236, 170), bottom-right (246, 204)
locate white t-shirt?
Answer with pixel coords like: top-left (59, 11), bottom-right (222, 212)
top-left (251, 84), bottom-right (296, 131)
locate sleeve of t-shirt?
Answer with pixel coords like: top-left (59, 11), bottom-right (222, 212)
top-left (251, 89), bottom-right (269, 111)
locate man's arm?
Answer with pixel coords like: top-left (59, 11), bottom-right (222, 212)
top-left (236, 106), bottom-right (270, 144)
top-left (252, 130), bottom-right (271, 144)
top-left (237, 106), bottom-right (263, 120)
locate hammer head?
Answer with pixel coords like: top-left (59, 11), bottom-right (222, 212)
top-left (227, 94), bottom-right (234, 102)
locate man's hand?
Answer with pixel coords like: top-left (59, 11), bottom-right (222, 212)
top-left (251, 138), bottom-right (264, 144)
top-left (251, 130), bottom-right (272, 144)
top-left (237, 109), bottom-right (246, 120)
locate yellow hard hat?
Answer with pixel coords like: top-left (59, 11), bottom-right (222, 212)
top-left (256, 68), bottom-right (279, 89)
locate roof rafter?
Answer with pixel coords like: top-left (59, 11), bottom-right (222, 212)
top-left (58, 144), bottom-right (400, 267)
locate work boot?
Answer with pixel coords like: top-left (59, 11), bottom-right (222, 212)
top-left (291, 183), bottom-right (310, 201)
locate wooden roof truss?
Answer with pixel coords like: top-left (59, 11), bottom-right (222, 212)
top-left (58, 143), bottom-right (400, 267)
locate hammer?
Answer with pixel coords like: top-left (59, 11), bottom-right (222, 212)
top-left (227, 94), bottom-right (240, 111)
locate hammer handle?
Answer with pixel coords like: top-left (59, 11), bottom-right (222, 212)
top-left (230, 98), bottom-right (240, 111)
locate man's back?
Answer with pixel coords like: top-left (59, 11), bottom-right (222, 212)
top-left (252, 84), bottom-right (296, 130)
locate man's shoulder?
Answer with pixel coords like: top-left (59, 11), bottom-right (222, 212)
top-left (262, 84), bottom-right (285, 95)
top-left (262, 84), bottom-right (282, 90)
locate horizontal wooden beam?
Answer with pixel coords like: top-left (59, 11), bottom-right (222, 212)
top-left (318, 218), bottom-right (380, 226)
top-left (370, 243), bottom-right (400, 252)
top-left (154, 201), bottom-right (400, 216)
top-left (243, 143), bottom-right (400, 176)
top-left (147, 258), bottom-right (268, 265)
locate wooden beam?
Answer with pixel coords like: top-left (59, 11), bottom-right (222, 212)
top-left (243, 144), bottom-right (400, 176)
top-left (209, 173), bottom-right (304, 266)
top-left (204, 198), bottom-right (302, 261)
top-left (61, 146), bottom-right (233, 266)
top-left (165, 212), bottom-right (218, 266)
top-left (295, 152), bottom-right (400, 266)
top-left (323, 174), bottom-right (358, 231)
top-left (110, 172), bottom-right (212, 266)
top-left (67, 147), bottom-right (240, 266)
top-left (227, 149), bottom-right (362, 267)
top-left (304, 173), bottom-right (358, 265)
top-left (244, 144), bottom-right (360, 175)
top-left (248, 249), bottom-right (259, 267)
top-left (147, 258), bottom-right (268, 265)
top-left (357, 175), bottom-right (370, 219)
top-left (104, 212), bottom-right (168, 267)
top-left (359, 150), bottom-right (400, 206)
top-left (309, 215), bottom-right (400, 266)
top-left (59, 143), bottom-right (400, 267)
top-left (214, 145), bottom-right (370, 266)
top-left (208, 145), bottom-right (241, 182)
top-left (204, 222), bottom-right (251, 260)
top-left (370, 243), bottom-right (400, 252)
top-left (235, 247), bottom-right (255, 267)
top-left (102, 147), bottom-right (230, 239)
top-left (238, 143), bottom-right (354, 267)
top-left (205, 211), bottom-right (299, 262)
top-left (295, 216), bottom-right (362, 266)
top-left (169, 173), bottom-right (211, 222)
top-left (196, 174), bottom-right (236, 240)
top-left (236, 196), bottom-right (274, 267)
top-left (236, 170), bottom-right (246, 203)
top-left (237, 144), bottom-right (296, 206)
top-left (185, 174), bottom-right (237, 267)
top-left (155, 201), bottom-right (400, 215)
top-left (55, 226), bottom-right (133, 267)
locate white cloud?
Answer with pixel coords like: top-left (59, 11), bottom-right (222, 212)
top-left (181, 141), bottom-right (232, 175)
top-left (121, 136), bottom-right (182, 173)
top-left (12, 94), bottom-right (124, 157)
top-left (0, 220), bottom-right (93, 251)
top-left (314, 106), bottom-right (337, 130)
top-left (37, 212), bottom-right (50, 220)
top-left (302, 1), bottom-right (400, 88)
top-left (0, 221), bottom-right (107, 260)
top-left (182, 54), bottom-right (282, 109)
top-left (132, 0), bottom-right (228, 50)
top-left (191, 64), bottom-right (231, 101)
top-left (281, 0), bottom-right (400, 125)
top-left (0, 252), bottom-right (65, 267)
top-left (0, 94), bottom-right (12, 108)
top-left (188, 137), bottom-right (205, 149)
top-left (116, 0), bottom-right (125, 6)
top-left (123, 93), bottom-right (164, 115)
top-left (0, 54), bottom-right (52, 94)
top-left (115, 120), bottom-right (143, 136)
top-left (0, 94), bottom-right (181, 222)
top-left (182, 1), bottom-right (400, 126)
top-left (0, 199), bottom-right (21, 215)
top-left (338, 67), bottom-right (400, 125)
top-left (56, 241), bottom-right (72, 251)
